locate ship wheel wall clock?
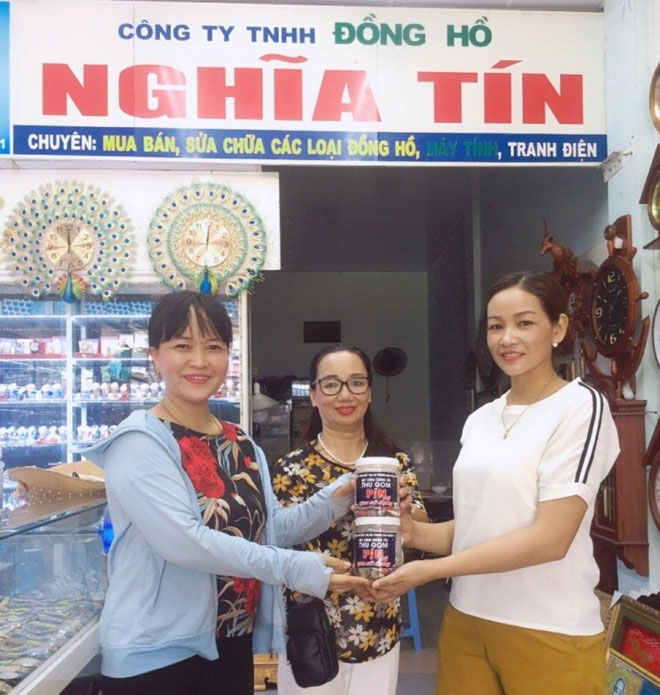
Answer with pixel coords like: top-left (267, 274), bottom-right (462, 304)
top-left (2, 181), bottom-right (134, 302)
top-left (581, 215), bottom-right (649, 400)
top-left (147, 182), bottom-right (268, 297)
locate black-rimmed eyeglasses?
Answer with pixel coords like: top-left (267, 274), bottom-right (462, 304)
top-left (311, 376), bottom-right (371, 396)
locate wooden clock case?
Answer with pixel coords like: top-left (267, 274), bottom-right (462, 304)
top-left (581, 216), bottom-right (650, 592)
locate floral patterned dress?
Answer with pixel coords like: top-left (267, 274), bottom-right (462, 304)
top-left (165, 419), bottom-right (265, 638)
top-left (272, 442), bottom-right (425, 664)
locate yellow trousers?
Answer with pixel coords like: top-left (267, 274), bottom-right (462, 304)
top-left (436, 604), bottom-right (606, 695)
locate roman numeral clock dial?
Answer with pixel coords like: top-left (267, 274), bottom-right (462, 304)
top-left (581, 215), bottom-right (648, 400)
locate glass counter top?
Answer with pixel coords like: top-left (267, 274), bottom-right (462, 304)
top-left (0, 496), bottom-right (106, 541)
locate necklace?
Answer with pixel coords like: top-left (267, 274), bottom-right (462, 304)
top-left (158, 399), bottom-right (222, 437)
top-left (501, 375), bottom-right (556, 440)
top-left (317, 432), bottom-right (368, 467)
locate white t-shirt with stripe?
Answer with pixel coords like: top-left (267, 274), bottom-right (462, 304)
top-left (450, 378), bottom-right (620, 635)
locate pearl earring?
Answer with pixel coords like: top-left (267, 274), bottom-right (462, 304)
top-left (552, 341), bottom-right (558, 348)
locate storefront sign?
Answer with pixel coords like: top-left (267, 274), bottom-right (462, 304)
top-left (2, 1), bottom-right (607, 165)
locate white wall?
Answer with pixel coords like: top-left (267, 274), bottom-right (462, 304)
top-left (251, 271), bottom-right (430, 442)
top-left (604, 0), bottom-right (660, 589)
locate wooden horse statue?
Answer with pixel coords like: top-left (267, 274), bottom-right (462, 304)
top-left (539, 222), bottom-right (593, 349)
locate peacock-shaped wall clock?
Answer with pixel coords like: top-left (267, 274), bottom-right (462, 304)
top-left (147, 182), bottom-right (268, 297)
top-left (2, 181), bottom-right (134, 302)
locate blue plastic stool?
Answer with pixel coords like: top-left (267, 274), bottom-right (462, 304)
top-left (401, 589), bottom-right (422, 651)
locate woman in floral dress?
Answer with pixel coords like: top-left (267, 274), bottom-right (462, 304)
top-left (273, 344), bottom-right (428, 695)
top-left (83, 294), bottom-right (368, 695)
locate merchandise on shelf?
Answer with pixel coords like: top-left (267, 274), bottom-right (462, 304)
top-left (1, 294), bottom-right (243, 468)
top-left (0, 426), bottom-right (68, 447)
top-left (0, 595), bottom-right (105, 690)
top-left (0, 382), bottom-right (66, 401)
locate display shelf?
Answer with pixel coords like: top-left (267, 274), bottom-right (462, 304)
top-left (73, 314), bottom-right (151, 321)
top-left (0, 355), bottom-right (66, 361)
top-left (2, 443), bottom-right (67, 449)
top-left (72, 397), bottom-right (237, 406)
top-left (2, 293), bottom-right (245, 466)
top-left (72, 398), bottom-right (160, 406)
top-left (73, 355), bottom-right (149, 361)
top-left (0, 399), bottom-right (67, 405)
top-left (0, 316), bottom-right (66, 321)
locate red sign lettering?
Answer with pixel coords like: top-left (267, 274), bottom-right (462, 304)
top-left (43, 64), bottom-right (108, 116)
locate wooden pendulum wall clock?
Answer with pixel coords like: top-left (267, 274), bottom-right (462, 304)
top-left (581, 214), bottom-right (649, 591)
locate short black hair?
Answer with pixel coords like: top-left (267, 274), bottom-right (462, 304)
top-left (148, 291), bottom-right (232, 348)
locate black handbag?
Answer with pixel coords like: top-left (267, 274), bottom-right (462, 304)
top-left (286, 598), bottom-right (339, 688)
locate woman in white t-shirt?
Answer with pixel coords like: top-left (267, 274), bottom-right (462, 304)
top-left (371, 271), bottom-right (620, 695)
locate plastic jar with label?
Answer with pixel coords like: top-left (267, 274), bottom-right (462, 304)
top-left (354, 456), bottom-right (399, 516)
top-left (353, 516), bottom-right (403, 579)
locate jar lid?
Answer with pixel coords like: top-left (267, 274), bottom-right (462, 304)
top-left (355, 456), bottom-right (399, 469)
top-left (354, 516), bottom-right (401, 528)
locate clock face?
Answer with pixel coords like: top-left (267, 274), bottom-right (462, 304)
top-left (182, 219), bottom-right (230, 268)
top-left (148, 182), bottom-right (267, 297)
top-left (650, 61), bottom-right (660, 133)
top-left (648, 172), bottom-right (660, 232)
top-left (592, 259), bottom-right (634, 356)
top-left (45, 222), bottom-right (94, 271)
top-left (649, 453), bottom-right (660, 532)
top-left (653, 300), bottom-right (660, 368)
top-left (2, 181), bottom-right (134, 299)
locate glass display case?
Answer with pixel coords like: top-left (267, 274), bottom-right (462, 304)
top-left (70, 297), bottom-right (241, 452)
top-left (253, 401), bottom-right (291, 467)
top-left (0, 293), bottom-right (244, 469)
top-left (290, 381), bottom-right (312, 451)
top-left (0, 307), bottom-right (68, 470)
top-left (0, 496), bottom-right (107, 694)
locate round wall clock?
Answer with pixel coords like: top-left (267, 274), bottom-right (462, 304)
top-left (590, 256), bottom-right (637, 358)
top-left (648, 452), bottom-right (660, 532)
top-left (147, 182), bottom-right (267, 297)
top-left (646, 168), bottom-right (660, 232)
top-left (650, 61), bottom-right (660, 133)
top-left (2, 181), bottom-right (134, 301)
top-left (581, 215), bottom-right (649, 401)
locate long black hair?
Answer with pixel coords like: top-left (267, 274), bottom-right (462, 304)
top-left (484, 271), bottom-right (567, 323)
top-left (304, 344), bottom-right (400, 456)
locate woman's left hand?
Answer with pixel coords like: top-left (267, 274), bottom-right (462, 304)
top-left (328, 572), bottom-right (372, 595)
top-left (332, 477), bottom-right (355, 499)
top-left (368, 561), bottom-right (434, 603)
top-left (322, 554), bottom-right (371, 594)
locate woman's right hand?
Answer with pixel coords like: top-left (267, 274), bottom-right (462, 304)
top-left (322, 554), bottom-right (371, 594)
